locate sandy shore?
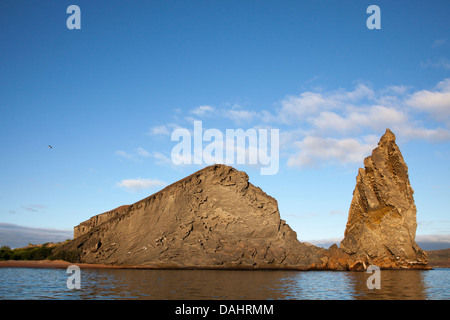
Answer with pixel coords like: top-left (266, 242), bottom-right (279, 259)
top-left (0, 260), bottom-right (122, 269)
top-left (1, 259), bottom-right (445, 269)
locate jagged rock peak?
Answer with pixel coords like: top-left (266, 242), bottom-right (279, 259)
top-left (379, 128), bottom-right (396, 144)
top-left (340, 129), bottom-right (428, 269)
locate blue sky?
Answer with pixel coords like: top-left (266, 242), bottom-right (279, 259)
top-left (1, 0), bottom-right (450, 248)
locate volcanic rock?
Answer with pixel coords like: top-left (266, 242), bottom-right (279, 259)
top-left (63, 165), bottom-right (323, 269)
top-left (340, 129), bottom-right (428, 269)
top-left (57, 129), bottom-right (429, 270)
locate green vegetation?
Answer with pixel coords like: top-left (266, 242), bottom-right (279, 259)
top-left (0, 244), bottom-right (53, 260)
top-left (0, 241), bottom-right (81, 263)
top-left (50, 248), bottom-right (81, 263)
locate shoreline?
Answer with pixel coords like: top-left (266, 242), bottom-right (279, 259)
top-left (0, 260), bottom-right (121, 269)
top-left (0, 259), bottom-right (445, 270)
top-left (0, 260), bottom-right (321, 270)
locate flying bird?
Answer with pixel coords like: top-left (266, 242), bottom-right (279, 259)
top-left (48, 145), bottom-right (53, 149)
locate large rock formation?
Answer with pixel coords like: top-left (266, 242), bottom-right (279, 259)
top-left (63, 164), bottom-right (323, 269)
top-left (57, 129), bottom-right (429, 270)
top-left (340, 129), bottom-right (428, 269)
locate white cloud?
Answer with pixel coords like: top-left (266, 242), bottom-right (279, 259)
top-left (278, 80), bottom-right (450, 158)
top-left (148, 125), bottom-right (171, 136)
top-left (296, 104), bottom-right (407, 137)
top-left (147, 79), bottom-right (450, 169)
top-left (333, 83), bottom-right (375, 102)
top-left (437, 78), bottom-right (450, 91)
top-left (311, 111), bottom-right (354, 132)
top-left (117, 178), bottom-right (167, 192)
top-left (432, 39), bottom-right (446, 49)
top-left (116, 147), bottom-right (154, 161)
top-left (21, 204), bottom-right (47, 213)
top-left (397, 126), bottom-right (450, 141)
top-left (279, 92), bottom-right (330, 123)
top-left (190, 105), bottom-right (215, 117)
top-left (222, 108), bottom-right (259, 124)
top-left (416, 233), bottom-right (450, 243)
top-left (406, 78), bottom-right (450, 118)
top-left (382, 85), bottom-right (409, 96)
top-left (0, 223), bottom-right (73, 248)
top-left (115, 150), bottom-right (134, 160)
top-left (152, 151), bottom-right (176, 166)
top-left (357, 105), bottom-right (408, 130)
top-left (136, 147), bottom-right (151, 157)
top-left (420, 58), bottom-right (450, 70)
top-left (287, 135), bottom-right (378, 168)
top-left (277, 84), bottom-right (375, 124)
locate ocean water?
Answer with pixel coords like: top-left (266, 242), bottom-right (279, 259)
top-left (0, 267), bottom-right (449, 300)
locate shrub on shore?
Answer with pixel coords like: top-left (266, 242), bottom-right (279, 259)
top-left (0, 244), bottom-right (53, 260)
top-left (0, 241), bottom-right (80, 263)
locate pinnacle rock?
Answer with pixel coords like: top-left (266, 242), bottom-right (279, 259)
top-left (340, 129), bottom-right (428, 268)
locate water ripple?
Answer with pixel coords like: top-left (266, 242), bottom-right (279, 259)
top-left (0, 267), bottom-right (448, 300)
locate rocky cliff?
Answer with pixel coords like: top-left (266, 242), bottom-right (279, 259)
top-left (340, 129), bottom-right (428, 269)
top-left (58, 129), bottom-right (429, 270)
top-left (74, 205), bottom-right (130, 239)
top-left (63, 164), bottom-right (323, 269)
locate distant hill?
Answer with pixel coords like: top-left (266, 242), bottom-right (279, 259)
top-left (416, 238), bottom-right (450, 251)
top-left (426, 248), bottom-right (450, 268)
top-left (0, 223), bottom-right (72, 249)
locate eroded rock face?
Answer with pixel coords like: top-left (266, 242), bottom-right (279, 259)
top-left (74, 205), bottom-right (131, 238)
top-left (340, 129), bottom-right (428, 268)
top-left (65, 165), bottom-right (323, 269)
top-left (59, 130), bottom-right (429, 270)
